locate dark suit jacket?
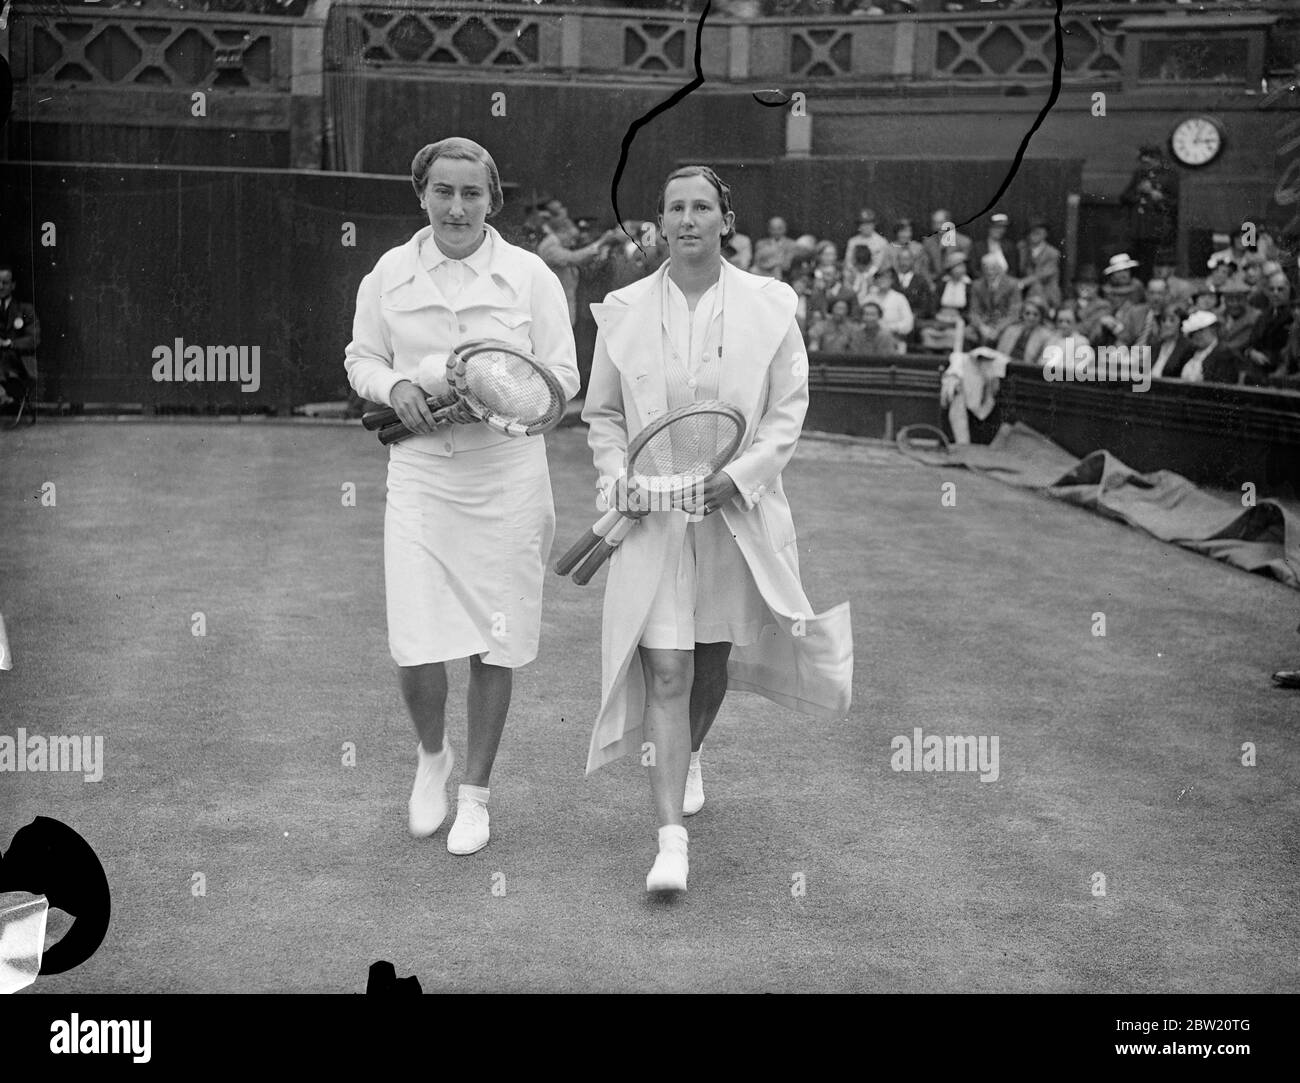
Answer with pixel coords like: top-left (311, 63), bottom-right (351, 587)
top-left (0, 299), bottom-right (40, 380)
top-left (1164, 342), bottom-right (1241, 385)
top-left (895, 271), bottom-right (936, 323)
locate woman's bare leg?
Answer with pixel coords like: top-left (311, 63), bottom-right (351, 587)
top-left (689, 641), bottom-right (731, 751)
top-left (639, 646), bottom-right (694, 827)
top-left (465, 654), bottom-right (512, 788)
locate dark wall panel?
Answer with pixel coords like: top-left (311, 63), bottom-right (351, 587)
top-left (1, 164), bottom-right (423, 408)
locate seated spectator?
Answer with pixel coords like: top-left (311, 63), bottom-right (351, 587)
top-left (752, 217), bottom-right (800, 280)
top-left (811, 241), bottom-right (841, 291)
top-left (921, 207), bottom-right (973, 289)
top-left (809, 263), bottom-right (858, 319)
top-left (941, 345), bottom-right (1008, 445)
top-left (1041, 303), bottom-right (1079, 366)
top-left (0, 264), bottom-right (40, 411)
top-left (1073, 265), bottom-right (1114, 343)
top-left (968, 253), bottom-right (1020, 345)
top-left (1015, 218), bottom-right (1062, 311)
top-left (1247, 260), bottom-right (1279, 311)
top-left (1190, 281), bottom-right (1221, 316)
top-left (857, 300), bottom-right (902, 355)
top-left (1266, 293), bottom-right (1300, 388)
top-left (1150, 304), bottom-right (1192, 379)
top-left (880, 218), bottom-right (927, 276)
top-left (858, 266), bottom-right (915, 339)
top-left (1242, 270), bottom-right (1295, 383)
top-left (1204, 256), bottom-right (1235, 296)
top-left (971, 212), bottom-right (1020, 279)
top-left (995, 296), bottom-right (1052, 365)
top-left (1165, 311), bottom-right (1242, 384)
top-left (844, 208), bottom-right (890, 282)
top-left (1218, 277), bottom-right (1260, 354)
top-left (1144, 278), bottom-right (1169, 311)
top-left (920, 250), bottom-right (973, 350)
top-left (789, 234), bottom-right (820, 283)
top-left (809, 297), bottom-right (869, 354)
top-left (1097, 253), bottom-right (1152, 346)
top-left (1150, 248), bottom-right (1196, 307)
top-left (723, 228), bottom-right (752, 271)
top-left (1208, 230), bottom-right (1236, 271)
top-left (892, 247), bottom-right (935, 331)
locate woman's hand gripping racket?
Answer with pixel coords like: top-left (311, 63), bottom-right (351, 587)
top-left (362, 340), bottom-right (566, 446)
top-left (556, 401), bottom-right (746, 586)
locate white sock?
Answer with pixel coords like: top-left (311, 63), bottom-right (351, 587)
top-left (459, 784), bottom-right (489, 805)
top-left (689, 750), bottom-right (702, 769)
top-left (658, 824), bottom-right (688, 851)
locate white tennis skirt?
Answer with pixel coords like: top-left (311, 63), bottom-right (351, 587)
top-left (385, 436), bottom-right (555, 668)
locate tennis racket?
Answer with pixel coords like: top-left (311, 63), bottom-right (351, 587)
top-left (560, 400), bottom-right (746, 586)
top-left (364, 340), bottom-right (566, 445)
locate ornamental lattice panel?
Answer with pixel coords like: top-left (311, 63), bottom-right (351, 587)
top-left (22, 17), bottom-right (283, 88)
top-left (622, 21), bottom-right (688, 73)
top-left (934, 16), bottom-right (1125, 80)
top-left (327, 9), bottom-right (542, 69)
top-left (789, 28), bottom-right (853, 78)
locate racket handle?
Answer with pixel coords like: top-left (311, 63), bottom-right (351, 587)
top-left (377, 420), bottom-right (411, 446)
top-left (553, 509), bottom-right (622, 576)
top-left (572, 515), bottom-right (637, 586)
top-left (362, 392), bottom-right (458, 431)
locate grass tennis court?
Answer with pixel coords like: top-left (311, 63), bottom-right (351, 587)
top-left (2, 420), bottom-right (1298, 993)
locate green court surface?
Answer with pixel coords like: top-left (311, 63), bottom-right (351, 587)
top-left (1, 421), bottom-right (1297, 993)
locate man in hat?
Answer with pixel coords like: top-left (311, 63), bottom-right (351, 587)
top-left (921, 208), bottom-right (973, 290)
top-left (969, 252), bottom-right (1021, 346)
top-left (971, 213), bottom-right (1020, 279)
top-left (1098, 253), bottom-right (1153, 347)
top-left (1120, 144), bottom-right (1180, 279)
top-left (1218, 276), bottom-right (1260, 354)
top-left (1165, 311), bottom-right (1241, 384)
top-left (1015, 218), bottom-right (1061, 311)
top-left (1150, 248), bottom-right (1196, 307)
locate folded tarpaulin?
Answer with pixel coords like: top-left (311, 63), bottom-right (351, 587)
top-left (906, 422), bottom-right (1300, 590)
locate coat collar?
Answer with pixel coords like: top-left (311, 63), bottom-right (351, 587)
top-left (590, 259), bottom-right (797, 422)
top-left (377, 224), bottom-right (528, 312)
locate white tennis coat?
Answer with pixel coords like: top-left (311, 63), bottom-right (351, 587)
top-left (581, 259), bottom-right (854, 774)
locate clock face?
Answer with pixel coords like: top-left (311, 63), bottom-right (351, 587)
top-left (1170, 117), bottom-right (1222, 167)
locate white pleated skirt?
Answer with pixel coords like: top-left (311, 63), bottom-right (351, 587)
top-left (384, 436), bottom-right (555, 668)
top-left (641, 512), bottom-right (770, 651)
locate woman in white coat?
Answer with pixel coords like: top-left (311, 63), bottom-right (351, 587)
top-left (582, 166), bottom-right (853, 894)
top-left (346, 138), bottom-right (580, 856)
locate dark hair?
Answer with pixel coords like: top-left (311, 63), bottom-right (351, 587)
top-left (410, 137), bottom-right (504, 216)
top-left (860, 301), bottom-right (883, 317)
top-left (655, 166), bottom-right (735, 243)
top-left (1161, 303), bottom-right (1189, 323)
top-left (893, 218), bottom-right (913, 237)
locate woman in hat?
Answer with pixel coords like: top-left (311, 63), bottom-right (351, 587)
top-left (920, 249), bottom-right (973, 350)
top-left (1098, 253), bottom-right (1153, 346)
top-left (345, 137), bottom-right (580, 857)
top-left (1015, 219), bottom-right (1062, 311)
top-left (1164, 311), bottom-right (1242, 384)
top-left (581, 164), bottom-right (853, 894)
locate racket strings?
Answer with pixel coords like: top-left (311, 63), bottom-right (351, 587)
top-left (630, 414), bottom-right (742, 482)
top-left (464, 350), bottom-right (560, 422)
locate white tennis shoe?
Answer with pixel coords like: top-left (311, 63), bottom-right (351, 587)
top-left (683, 749), bottom-right (705, 816)
top-left (408, 739), bottom-right (454, 838)
top-left (447, 786), bottom-right (490, 855)
top-left (646, 826), bottom-right (688, 893)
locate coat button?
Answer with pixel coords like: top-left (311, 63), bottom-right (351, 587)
top-left (444, 442), bottom-right (452, 453)
top-left (687, 378), bottom-right (697, 389)
top-left (458, 323), bottom-right (467, 333)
